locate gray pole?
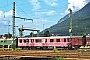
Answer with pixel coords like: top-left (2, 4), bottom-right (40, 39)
top-left (8, 21), bottom-right (10, 38)
top-left (12, 2), bottom-right (15, 40)
top-left (43, 24), bottom-right (44, 35)
top-left (68, 8), bottom-right (72, 37)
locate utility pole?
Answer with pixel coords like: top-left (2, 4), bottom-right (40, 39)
top-left (18, 27), bottom-right (40, 37)
top-left (68, 8), bottom-right (72, 37)
top-left (68, 8), bottom-right (73, 49)
top-left (12, 2), bottom-right (33, 38)
top-left (12, 2), bottom-right (15, 40)
top-left (37, 30), bottom-right (40, 37)
top-left (8, 21), bottom-right (10, 38)
top-left (43, 24), bottom-right (44, 36)
top-left (18, 25), bottom-right (23, 37)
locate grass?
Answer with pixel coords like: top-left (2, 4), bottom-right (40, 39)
top-left (55, 57), bottom-right (65, 60)
top-left (52, 57), bottom-right (65, 60)
top-left (53, 46), bottom-right (58, 53)
top-left (14, 48), bottom-right (20, 51)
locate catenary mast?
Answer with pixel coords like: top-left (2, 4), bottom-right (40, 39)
top-left (12, 2), bottom-right (15, 40)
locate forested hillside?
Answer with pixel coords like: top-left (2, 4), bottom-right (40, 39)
top-left (41, 2), bottom-right (90, 36)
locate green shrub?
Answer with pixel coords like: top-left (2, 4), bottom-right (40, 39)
top-left (15, 48), bottom-right (20, 51)
top-left (55, 57), bottom-right (65, 60)
top-left (53, 46), bottom-right (58, 53)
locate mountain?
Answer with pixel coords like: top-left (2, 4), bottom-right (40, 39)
top-left (41, 2), bottom-right (90, 36)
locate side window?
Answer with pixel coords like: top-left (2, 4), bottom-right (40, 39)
top-left (56, 39), bottom-right (60, 42)
top-left (24, 39), bottom-right (26, 43)
top-left (1, 41), bottom-right (3, 43)
top-left (67, 38), bottom-right (69, 42)
top-left (45, 39), bottom-right (47, 42)
top-left (26, 39), bottom-right (29, 43)
top-left (4, 40), bottom-right (7, 43)
top-left (50, 39), bottom-right (53, 42)
top-left (35, 39), bottom-right (42, 43)
top-left (19, 39), bottom-right (22, 43)
top-left (31, 39), bottom-right (34, 42)
top-left (64, 38), bottom-right (66, 42)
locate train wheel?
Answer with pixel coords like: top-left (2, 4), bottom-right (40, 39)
top-left (31, 46), bottom-right (36, 50)
top-left (74, 46), bottom-right (80, 49)
top-left (40, 47), bottom-right (43, 50)
top-left (42, 46), bottom-right (46, 50)
top-left (28, 47), bottom-right (31, 50)
top-left (22, 47), bottom-right (24, 50)
top-left (48, 46), bottom-right (54, 50)
top-left (68, 44), bottom-right (72, 50)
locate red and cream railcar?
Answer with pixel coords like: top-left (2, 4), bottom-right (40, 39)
top-left (17, 36), bottom-right (90, 49)
top-left (18, 36), bottom-right (71, 49)
top-left (71, 36), bottom-right (83, 49)
top-left (86, 36), bottom-right (90, 46)
top-left (71, 36), bottom-right (90, 49)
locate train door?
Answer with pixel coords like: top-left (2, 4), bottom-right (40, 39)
top-left (31, 39), bottom-right (34, 46)
top-left (64, 38), bottom-right (70, 47)
top-left (72, 38), bottom-right (79, 45)
top-left (42, 38), bottom-right (47, 45)
top-left (23, 39), bottom-right (29, 47)
top-left (86, 38), bottom-right (90, 46)
top-left (34, 39), bottom-right (42, 49)
top-left (82, 35), bottom-right (86, 46)
top-left (46, 38), bottom-right (54, 49)
top-left (18, 39), bottom-right (23, 47)
top-left (41, 38), bottom-right (48, 49)
top-left (15, 37), bottom-right (18, 48)
top-left (68, 38), bottom-right (72, 50)
top-left (72, 37), bottom-right (82, 49)
top-left (29, 39), bottom-right (35, 49)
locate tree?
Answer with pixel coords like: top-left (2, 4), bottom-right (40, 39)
top-left (30, 32), bottom-right (34, 37)
top-left (79, 30), bottom-right (84, 36)
top-left (30, 32), bottom-right (38, 37)
top-left (4, 33), bottom-right (12, 38)
top-left (44, 30), bottom-right (50, 37)
top-left (0, 35), bottom-right (3, 38)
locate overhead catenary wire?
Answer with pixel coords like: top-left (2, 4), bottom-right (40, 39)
top-left (15, 2), bottom-right (31, 6)
top-left (16, 4), bottom-right (31, 18)
top-left (0, 1), bottom-right (67, 29)
top-left (16, 12), bottom-right (22, 17)
top-left (0, 1), bottom-right (63, 24)
top-left (0, 3), bottom-right (12, 8)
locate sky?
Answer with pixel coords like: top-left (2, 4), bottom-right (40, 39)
top-left (0, 0), bottom-right (90, 36)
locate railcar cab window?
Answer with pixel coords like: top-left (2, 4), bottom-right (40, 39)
top-left (35, 39), bottom-right (42, 43)
top-left (19, 39), bottom-right (22, 43)
top-left (64, 38), bottom-right (66, 42)
top-left (50, 39), bottom-right (53, 42)
top-left (56, 39), bottom-right (60, 42)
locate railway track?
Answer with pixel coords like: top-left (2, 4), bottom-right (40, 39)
top-left (0, 49), bottom-right (90, 60)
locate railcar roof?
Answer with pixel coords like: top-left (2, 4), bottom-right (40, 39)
top-left (0, 38), bottom-right (13, 40)
top-left (18, 36), bottom-right (90, 39)
top-left (18, 36), bottom-right (71, 39)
